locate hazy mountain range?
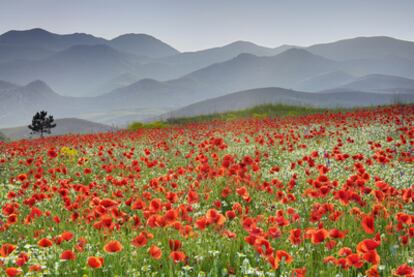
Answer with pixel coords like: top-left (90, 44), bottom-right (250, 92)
top-left (1, 28), bottom-right (414, 129)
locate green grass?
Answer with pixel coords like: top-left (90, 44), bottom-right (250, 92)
top-left (165, 104), bottom-right (347, 124)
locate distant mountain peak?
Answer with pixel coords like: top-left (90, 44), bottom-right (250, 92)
top-left (308, 36), bottom-right (414, 60)
top-left (109, 33), bottom-right (179, 57)
top-left (111, 78), bottom-right (164, 93)
top-left (279, 47), bottom-right (314, 56)
top-left (353, 73), bottom-right (414, 83)
top-left (0, 28), bottom-right (54, 41)
top-left (25, 79), bottom-right (53, 91)
top-left (341, 36), bottom-right (401, 42)
top-left (111, 33), bottom-right (158, 41)
top-left (226, 40), bottom-right (259, 47)
top-left (5, 28), bottom-right (51, 34)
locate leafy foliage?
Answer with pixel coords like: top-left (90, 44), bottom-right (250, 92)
top-left (127, 121), bottom-right (168, 131)
top-left (28, 111), bottom-right (56, 138)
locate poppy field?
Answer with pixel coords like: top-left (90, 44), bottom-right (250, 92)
top-left (0, 105), bottom-right (413, 277)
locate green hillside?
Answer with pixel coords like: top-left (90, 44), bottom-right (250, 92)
top-left (165, 104), bottom-right (343, 124)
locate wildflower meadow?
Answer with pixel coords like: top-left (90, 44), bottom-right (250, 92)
top-left (0, 105), bottom-right (413, 276)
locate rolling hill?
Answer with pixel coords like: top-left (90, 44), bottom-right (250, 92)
top-left (295, 73), bottom-right (414, 93)
top-left (339, 74), bottom-right (414, 93)
top-left (109, 33), bottom-right (179, 58)
top-left (0, 118), bottom-right (114, 140)
top-left (293, 71), bottom-right (355, 92)
top-left (307, 36), bottom-right (414, 61)
top-left (0, 28), bottom-right (106, 51)
top-left (161, 87), bottom-right (414, 119)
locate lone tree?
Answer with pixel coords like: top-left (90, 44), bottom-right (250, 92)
top-left (28, 111), bottom-right (56, 138)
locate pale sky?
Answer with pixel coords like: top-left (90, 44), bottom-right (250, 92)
top-left (0, 0), bottom-right (413, 52)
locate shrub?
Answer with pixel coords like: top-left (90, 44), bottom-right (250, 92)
top-left (127, 121), bottom-right (168, 131)
top-left (127, 122), bottom-right (144, 131)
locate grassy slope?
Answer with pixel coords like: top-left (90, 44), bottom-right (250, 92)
top-left (165, 103), bottom-right (346, 124)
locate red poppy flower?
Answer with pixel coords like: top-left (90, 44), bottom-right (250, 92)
top-left (356, 239), bottom-right (380, 254)
top-left (60, 250), bottom-right (76, 260)
top-left (329, 228), bottom-right (347, 239)
top-left (394, 264), bottom-right (414, 276)
top-left (362, 215), bottom-right (375, 234)
top-left (363, 250), bottom-right (380, 265)
top-left (346, 254), bottom-right (364, 268)
top-left (7, 214), bottom-right (18, 225)
top-left (5, 267), bottom-right (22, 277)
top-left (47, 149), bottom-right (58, 159)
top-left (15, 252), bottom-right (29, 267)
top-left (292, 268), bottom-right (306, 277)
top-left (276, 250), bottom-right (293, 264)
top-left (267, 250), bottom-right (293, 269)
top-left (195, 217), bottom-right (207, 230)
top-left (60, 231), bottom-right (74, 241)
top-left (29, 265), bottom-right (42, 272)
top-left (289, 229), bottom-right (302, 245)
top-left (103, 240), bottom-right (123, 253)
top-left (325, 240), bottom-right (337, 250)
top-left (338, 247), bottom-right (352, 257)
top-left (148, 245), bottom-right (162, 260)
top-left (87, 256), bottom-right (104, 268)
top-left (206, 209), bottom-right (226, 225)
top-left (131, 233), bottom-right (147, 247)
top-left (366, 265), bottom-right (380, 277)
top-left (311, 229), bottom-right (329, 244)
top-left (38, 238), bottom-right (53, 248)
top-left (169, 251), bottom-right (186, 263)
top-left (0, 243), bottom-right (16, 257)
top-left (187, 190), bottom-right (199, 204)
top-left (17, 174), bottom-right (27, 182)
top-left (149, 198), bottom-right (162, 212)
